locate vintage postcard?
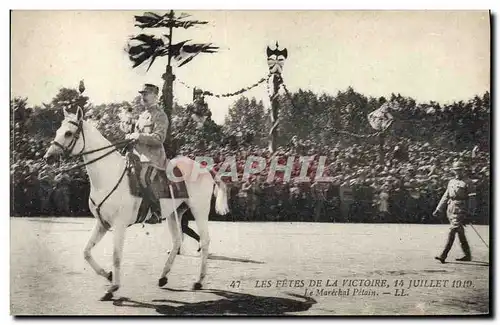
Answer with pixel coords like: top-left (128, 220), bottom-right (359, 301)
top-left (10, 10), bottom-right (490, 316)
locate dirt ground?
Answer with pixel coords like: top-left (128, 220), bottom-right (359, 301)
top-left (10, 217), bottom-right (490, 316)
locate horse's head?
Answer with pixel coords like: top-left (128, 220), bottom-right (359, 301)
top-left (44, 106), bottom-right (85, 160)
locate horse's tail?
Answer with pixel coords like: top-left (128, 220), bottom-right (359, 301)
top-left (213, 180), bottom-right (229, 215)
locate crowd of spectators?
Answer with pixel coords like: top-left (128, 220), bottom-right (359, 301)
top-left (11, 127), bottom-right (490, 225)
top-left (10, 90), bottom-right (490, 224)
top-left (180, 137), bottom-right (490, 224)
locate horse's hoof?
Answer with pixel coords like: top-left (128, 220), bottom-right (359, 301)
top-left (107, 271), bottom-right (113, 282)
top-left (193, 282), bottom-right (202, 290)
top-left (100, 292), bottom-right (114, 301)
top-left (158, 277), bottom-right (168, 287)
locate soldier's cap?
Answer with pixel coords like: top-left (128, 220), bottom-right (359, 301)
top-left (139, 83), bottom-right (159, 95)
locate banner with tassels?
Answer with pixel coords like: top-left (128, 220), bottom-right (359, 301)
top-left (368, 102), bottom-right (395, 131)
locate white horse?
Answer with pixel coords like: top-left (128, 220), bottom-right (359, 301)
top-left (43, 107), bottom-right (229, 301)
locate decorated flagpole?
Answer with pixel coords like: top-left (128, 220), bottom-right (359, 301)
top-left (127, 10), bottom-right (218, 158)
top-left (162, 10), bottom-right (176, 158)
top-left (269, 73), bottom-right (281, 153)
top-left (266, 42), bottom-right (287, 153)
top-left (379, 133), bottom-right (385, 165)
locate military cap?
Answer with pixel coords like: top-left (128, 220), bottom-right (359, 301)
top-left (139, 83), bottom-right (159, 95)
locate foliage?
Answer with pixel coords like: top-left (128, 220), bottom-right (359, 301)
top-left (50, 88), bottom-right (89, 113)
top-left (223, 97), bottom-right (268, 147)
top-left (223, 88), bottom-right (490, 152)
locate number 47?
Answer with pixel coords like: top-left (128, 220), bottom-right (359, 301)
top-left (229, 280), bottom-right (241, 288)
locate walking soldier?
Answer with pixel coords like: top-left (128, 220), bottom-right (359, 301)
top-left (433, 160), bottom-right (475, 263)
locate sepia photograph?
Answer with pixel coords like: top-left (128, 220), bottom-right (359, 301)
top-left (9, 9), bottom-right (491, 316)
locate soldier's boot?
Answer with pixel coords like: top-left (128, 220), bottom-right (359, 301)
top-left (138, 165), bottom-right (163, 224)
top-left (434, 256), bottom-right (446, 264)
top-left (456, 227), bottom-right (471, 261)
top-left (435, 228), bottom-right (457, 264)
top-left (142, 185), bottom-right (162, 224)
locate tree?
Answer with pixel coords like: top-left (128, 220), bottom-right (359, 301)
top-left (277, 89), bottom-right (320, 144)
top-left (224, 96), bottom-right (267, 146)
top-left (125, 11), bottom-right (219, 156)
top-left (12, 97), bottom-right (31, 126)
top-left (87, 102), bottom-right (129, 142)
top-left (50, 88), bottom-right (89, 114)
top-left (11, 97), bottom-right (31, 163)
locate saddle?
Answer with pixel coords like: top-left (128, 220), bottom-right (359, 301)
top-left (123, 150), bottom-right (189, 225)
top-left (125, 151), bottom-right (189, 199)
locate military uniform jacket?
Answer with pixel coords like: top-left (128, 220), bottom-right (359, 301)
top-left (436, 178), bottom-right (475, 228)
top-left (133, 104), bottom-right (168, 170)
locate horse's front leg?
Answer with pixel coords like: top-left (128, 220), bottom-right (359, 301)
top-left (84, 220), bottom-right (111, 281)
top-left (101, 226), bottom-right (126, 301)
top-left (158, 200), bottom-right (183, 287)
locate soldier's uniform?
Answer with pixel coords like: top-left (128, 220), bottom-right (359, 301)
top-left (127, 84), bottom-right (169, 220)
top-left (54, 172), bottom-right (71, 215)
top-left (434, 161), bottom-right (475, 263)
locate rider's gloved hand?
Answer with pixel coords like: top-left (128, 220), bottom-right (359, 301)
top-left (125, 133), bottom-right (140, 141)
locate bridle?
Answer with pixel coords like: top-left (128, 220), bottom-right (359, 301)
top-left (51, 118), bottom-right (134, 231)
top-left (51, 119), bottom-right (86, 158)
top-left (51, 119), bottom-right (133, 172)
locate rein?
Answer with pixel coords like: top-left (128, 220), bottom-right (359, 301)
top-left (84, 144), bottom-right (132, 231)
top-left (60, 139), bottom-right (133, 173)
top-left (53, 119), bottom-right (136, 230)
top-left (89, 165), bottom-right (129, 231)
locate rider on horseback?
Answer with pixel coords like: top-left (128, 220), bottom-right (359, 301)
top-left (125, 83), bottom-right (168, 223)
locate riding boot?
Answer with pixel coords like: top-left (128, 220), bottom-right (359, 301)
top-left (143, 185), bottom-right (162, 224)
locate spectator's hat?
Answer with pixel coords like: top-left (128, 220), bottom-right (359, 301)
top-left (139, 83), bottom-right (159, 95)
top-left (451, 160), bottom-right (466, 170)
top-left (409, 178), bottom-right (419, 186)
